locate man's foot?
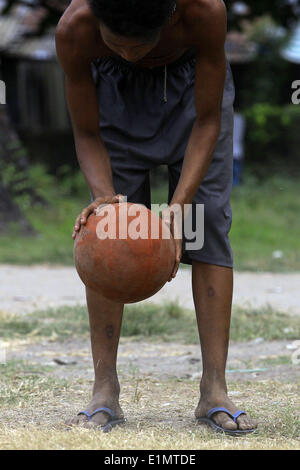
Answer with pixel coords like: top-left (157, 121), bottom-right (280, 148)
top-left (195, 386), bottom-right (258, 432)
top-left (66, 389), bottom-right (124, 429)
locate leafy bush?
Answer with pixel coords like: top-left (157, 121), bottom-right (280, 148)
top-left (244, 103), bottom-right (300, 174)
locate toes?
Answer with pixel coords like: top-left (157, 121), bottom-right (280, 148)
top-left (214, 413), bottom-right (238, 431)
top-left (77, 414), bottom-right (89, 425)
top-left (236, 416), bottom-right (249, 430)
top-left (236, 414), bottom-right (257, 430)
top-left (82, 411), bottom-right (112, 428)
top-left (66, 414), bottom-right (88, 427)
top-left (84, 420), bottom-right (103, 429)
top-left (65, 410), bottom-right (117, 429)
top-left (214, 412), bottom-right (257, 432)
top-left (89, 410), bottom-right (121, 427)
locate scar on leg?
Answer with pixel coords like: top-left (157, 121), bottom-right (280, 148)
top-left (105, 325), bottom-right (114, 338)
top-left (208, 287), bottom-right (215, 297)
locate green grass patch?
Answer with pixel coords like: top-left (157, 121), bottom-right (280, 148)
top-left (230, 175), bottom-right (300, 271)
top-left (1, 302), bottom-right (299, 344)
top-left (230, 305), bottom-right (300, 342)
top-left (121, 301), bottom-right (198, 343)
top-left (0, 197), bottom-right (83, 265)
top-left (0, 360), bottom-right (68, 405)
top-left (258, 355), bottom-right (292, 368)
top-left (0, 306), bottom-right (91, 341)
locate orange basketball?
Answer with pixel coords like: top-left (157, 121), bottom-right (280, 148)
top-left (74, 202), bottom-right (176, 303)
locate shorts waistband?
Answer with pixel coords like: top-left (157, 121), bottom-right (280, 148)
top-left (92, 48), bottom-right (196, 105)
top-left (93, 47), bottom-right (196, 74)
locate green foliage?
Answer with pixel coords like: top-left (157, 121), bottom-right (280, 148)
top-left (245, 103), bottom-right (283, 145)
top-left (225, 0), bottom-right (297, 30)
top-left (55, 165), bottom-right (90, 199)
top-left (11, 163), bottom-right (88, 213)
top-left (244, 103), bottom-right (300, 172)
top-left (234, 58), bottom-right (291, 110)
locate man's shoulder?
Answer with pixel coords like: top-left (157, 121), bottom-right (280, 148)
top-left (56, 0), bottom-right (98, 58)
top-left (181, 0), bottom-right (226, 28)
top-left (179, 0), bottom-right (226, 51)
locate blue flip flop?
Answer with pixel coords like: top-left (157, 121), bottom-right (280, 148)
top-left (77, 406), bottom-right (126, 433)
top-left (197, 407), bottom-right (257, 436)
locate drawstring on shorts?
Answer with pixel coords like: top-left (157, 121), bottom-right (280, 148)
top-left (163, 64), bottom-right (168, 104)
top-left (92, 48), bottom-right (197, 106)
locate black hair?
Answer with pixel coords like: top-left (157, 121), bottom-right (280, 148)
top-left (88, 0), bottom-right (176, 41)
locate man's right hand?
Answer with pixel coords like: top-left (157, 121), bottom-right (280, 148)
top-left (72, 194), bottom-right (125, 239)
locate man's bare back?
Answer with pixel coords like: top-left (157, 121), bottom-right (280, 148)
top-left (57, 0), bottom-right (225, 69)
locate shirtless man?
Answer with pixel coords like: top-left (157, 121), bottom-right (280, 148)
top-left (56, 0), bottom-right (257, 434)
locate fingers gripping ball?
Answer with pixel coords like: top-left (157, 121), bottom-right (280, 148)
top-left (74, 203), bottom-right (176, 303)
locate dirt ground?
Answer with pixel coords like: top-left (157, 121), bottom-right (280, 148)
top-left (1, 264), bottom-right (300, 315)
top-left (6, 336), bottom-right (299, 384)
top-left (1, 263), bottom-right (300, 397)
top-left (0, 374), bottom-right (298, 450)
top-left (1, 334), bottom-right (299, 450)
top-left (0, 264), bottom-right (299, 449)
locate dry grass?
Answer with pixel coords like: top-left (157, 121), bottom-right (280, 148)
top-left (0, 426), bottom-right (298, 451)
top-left (0, 299), bottom-right (299, 450)
top-left (0, 363), bottom-right (299, 450)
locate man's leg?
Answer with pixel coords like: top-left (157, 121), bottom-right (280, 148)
top-left (192, 261), bottom-right (257, 431)
top-left (67, 287), bottom-right (124, 428)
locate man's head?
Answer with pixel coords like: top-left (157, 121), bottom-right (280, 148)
top-left (88, 0), bottom-right (176, 62)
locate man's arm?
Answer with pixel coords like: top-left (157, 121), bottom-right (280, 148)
top-left (170, 0), bottom-right (227, 208)
top-left (55, 18), bottom-right (116, 200)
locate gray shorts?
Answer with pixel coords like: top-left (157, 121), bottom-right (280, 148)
top-left (91, 49), bottom-right (235, 268)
